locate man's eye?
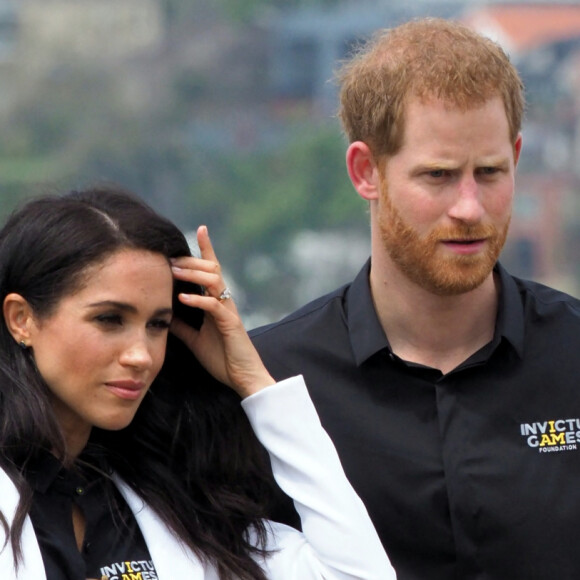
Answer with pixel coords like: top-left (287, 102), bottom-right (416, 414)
top-left (428, 169), bottom-right (446, 178)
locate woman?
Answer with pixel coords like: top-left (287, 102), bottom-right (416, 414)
top-left (0, 185), bottom-right (394, 580)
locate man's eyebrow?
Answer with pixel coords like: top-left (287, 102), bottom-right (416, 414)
top-left (412, 161), bottom-right (458, 173)
top-left (416, 156), bottom-right (511, 170)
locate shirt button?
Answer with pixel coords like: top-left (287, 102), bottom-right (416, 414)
top-left (75, 486), bottom-right (85, 495)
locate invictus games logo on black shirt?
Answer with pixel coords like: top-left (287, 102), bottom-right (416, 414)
top-left (99, 559), bottom-right (158, 580)
top-left (520, 418), bottom-right (580, 453)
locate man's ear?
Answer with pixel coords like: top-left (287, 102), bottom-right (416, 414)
top-left (346, 141), bottom-right (381, 201)
top-left (3, 293), bottom-right (34, 347)
top-left (513, 133), bottom-right (523, 167)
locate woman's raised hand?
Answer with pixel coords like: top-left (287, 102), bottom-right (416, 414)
top-left (170, 226), bottom-right (275, 398)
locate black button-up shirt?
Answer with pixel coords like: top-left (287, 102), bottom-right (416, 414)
top-left (251, 260), bottom-right (580, 579)
top-left (26, 449), bottom-right (158, 580)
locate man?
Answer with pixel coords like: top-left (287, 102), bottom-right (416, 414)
top-left (251, 17), bottom-right (580, 580)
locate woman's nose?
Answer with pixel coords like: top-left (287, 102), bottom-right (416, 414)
top-left (119, 335), bottom-right (153, 370)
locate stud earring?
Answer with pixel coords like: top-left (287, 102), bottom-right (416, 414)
top-left (18, 341), bottom-right (28, 350)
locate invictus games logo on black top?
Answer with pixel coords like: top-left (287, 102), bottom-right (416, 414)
top-left (520, 418), bottom-right (580, 453)
top-left (99, 560), bottom-right (158, 580)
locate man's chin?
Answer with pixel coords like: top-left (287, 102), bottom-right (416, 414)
top-left (413, 258), bottom-right (496, 296)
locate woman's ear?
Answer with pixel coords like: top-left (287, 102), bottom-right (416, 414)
top-left (346, 141), bottom-right (381, 201)
top-left (3, 293), bottom-right (34, 347)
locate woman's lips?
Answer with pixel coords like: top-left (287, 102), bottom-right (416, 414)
top-left (104, 380), bottom-right (146, 400)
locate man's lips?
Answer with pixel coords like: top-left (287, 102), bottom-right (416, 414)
top-left (104, 380), bottom-right (146, 400)
top-left (441, 238), bottom-right (487, 254)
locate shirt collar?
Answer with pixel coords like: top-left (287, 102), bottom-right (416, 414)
top-left (345, 259), bottom-right (390, 366)
top-left (493, 262), bottom-right (525, 358)
top-left (24, 444), bottom-right (109, 494)
top-left (345, 260), bottom-right (525, 367)
top-left (25, 451), bottom-right (63, 494)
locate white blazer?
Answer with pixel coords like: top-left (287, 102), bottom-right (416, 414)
top-left (0, 376), bottom-right (396, 579)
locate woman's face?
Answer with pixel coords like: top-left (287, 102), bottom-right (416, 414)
top-left (28, 248), bottom-right (173, 455)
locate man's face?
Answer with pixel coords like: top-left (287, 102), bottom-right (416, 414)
top-left (377, 96), bottom-right (521, 295)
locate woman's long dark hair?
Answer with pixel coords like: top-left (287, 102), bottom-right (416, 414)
top-left (0, 185), bottom-right (276, 580)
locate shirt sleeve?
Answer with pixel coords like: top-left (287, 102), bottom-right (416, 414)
top-left (241, 375), bottom-right (396, 580)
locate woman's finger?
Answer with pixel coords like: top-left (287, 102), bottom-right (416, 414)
top-left (172, 268), bottom-right (235, 311)
top-left (197, 224), bottom-right (218, 262)
top-left (195, 225), bottom-right (230, 300)
top-left (171, 255), bottom-right (219, 273)
top-left (171, 264), bottom-right (222, 292)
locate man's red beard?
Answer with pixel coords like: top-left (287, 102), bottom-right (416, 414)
top-left (377, 182), bottom-right (510, 296)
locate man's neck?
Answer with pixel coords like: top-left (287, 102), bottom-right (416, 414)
top-left (370, 261), bottom-right (500, 375)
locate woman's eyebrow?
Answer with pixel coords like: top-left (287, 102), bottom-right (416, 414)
top-left (86, 301), bottom-right (173, 317)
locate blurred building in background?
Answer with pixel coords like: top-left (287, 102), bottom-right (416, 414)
top-left (0, 0), bottom-right (163, 92)
top-left (19, 0), bottom-right (163, 62)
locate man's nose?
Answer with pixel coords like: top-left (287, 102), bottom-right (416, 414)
top-left (447, 176), bottom-right (485, 224)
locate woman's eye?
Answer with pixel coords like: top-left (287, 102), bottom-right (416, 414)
top-left (148, 318), bottom-right (171, 330)
top-left (95, 313), bottom-right (123, 326)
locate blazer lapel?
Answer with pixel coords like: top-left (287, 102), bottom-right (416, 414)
top-left (0, 469), bottom-right (46, 580)
top-left (114, 477), bottom-right (209, 580)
